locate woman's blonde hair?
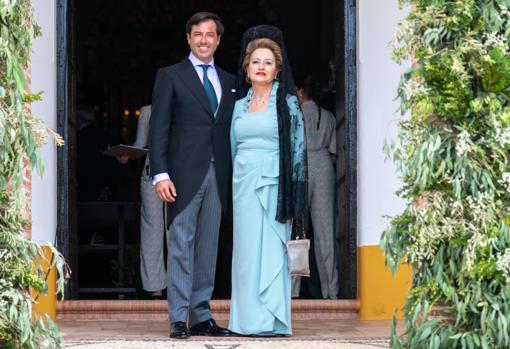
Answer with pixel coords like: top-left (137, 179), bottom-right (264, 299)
top-left (243, 38), bottom-right (283, 83)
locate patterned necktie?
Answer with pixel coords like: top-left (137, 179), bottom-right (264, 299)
top-left (199, 64), bottom-right (219, 114)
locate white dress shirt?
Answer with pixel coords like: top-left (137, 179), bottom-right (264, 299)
top-left (188, 52), bottom-right (222, 103)
top-left (153, 52), bottom-right (223, 185)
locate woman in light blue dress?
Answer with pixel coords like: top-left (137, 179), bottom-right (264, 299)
top-left (229, 27), bottom-right (307, 336)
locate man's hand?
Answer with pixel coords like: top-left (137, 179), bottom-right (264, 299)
top-left (116, 155), bottom-right (129, 164)
top-left (155, 179), bottom-right (177, 202)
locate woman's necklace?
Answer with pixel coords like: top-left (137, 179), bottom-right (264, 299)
top-left (251, 90), bottom-right (271, 106)
top-left (252, 95), bottom-right (267, 106)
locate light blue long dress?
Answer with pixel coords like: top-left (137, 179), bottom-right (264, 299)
top-left (228, 82), bottom-right (292, 335)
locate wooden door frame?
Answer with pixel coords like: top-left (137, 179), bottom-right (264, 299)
top-left (340, 0), bottom-right (357, 299)
top-left (56, 0), bottom-right (78, 298)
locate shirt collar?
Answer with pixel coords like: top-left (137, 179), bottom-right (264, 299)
top-left (188, 52), bottom-right (216, 69)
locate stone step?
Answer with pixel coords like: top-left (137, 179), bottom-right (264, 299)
top-left (58, 299), bottom-right (359, 320)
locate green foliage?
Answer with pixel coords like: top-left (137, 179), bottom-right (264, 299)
top-left (382, 0), bottom-right (510, 348)
top-left (0, 0), bottom-right (66, 348)
top-left (481, 48), bottom-right (510, 93)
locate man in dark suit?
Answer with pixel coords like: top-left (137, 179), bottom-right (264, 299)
top-left (148, 12), bottom-right (236, 339)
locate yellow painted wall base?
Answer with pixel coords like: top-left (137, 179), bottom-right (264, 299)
top-left (31, 244), bottom-right (409, 321)
top-left (32, 246), bottom-right (57, 320)
top-left (358, 245), bottom-right (412, 320)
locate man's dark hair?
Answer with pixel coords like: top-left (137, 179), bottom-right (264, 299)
top-left (186, 12), bottom-right (224, 36)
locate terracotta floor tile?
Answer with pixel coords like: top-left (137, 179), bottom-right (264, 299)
top-left (59, 319), bottom-right (404, 341)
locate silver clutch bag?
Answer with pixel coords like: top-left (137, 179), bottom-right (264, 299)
top-left (286, 238), bottom-right (310, 277)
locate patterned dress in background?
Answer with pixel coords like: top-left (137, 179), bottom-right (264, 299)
top-left (299, 100), bottom-right (339, 299)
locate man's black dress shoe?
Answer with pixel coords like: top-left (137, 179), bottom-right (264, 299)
top-left (170, 321), bottom-right (190, 339)
top-left (190, 318), bottom-right (231, 336)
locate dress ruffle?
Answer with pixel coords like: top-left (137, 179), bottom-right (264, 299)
top-left (255, 154), bottom-right (289, 329)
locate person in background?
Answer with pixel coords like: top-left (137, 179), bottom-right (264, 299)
top-left (294, 75), bottom-right (339, 299)
top-left (118, 105), bottom-right (166, 298)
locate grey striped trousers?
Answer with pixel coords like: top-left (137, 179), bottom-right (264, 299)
top-left (166, 162), bottom-right (222, 324)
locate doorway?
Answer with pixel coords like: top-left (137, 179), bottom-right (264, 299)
top-left (56, 0), bottom-right (357, 300)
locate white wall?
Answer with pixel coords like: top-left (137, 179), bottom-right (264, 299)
top-left (31, 0), bottom-right (57, 244)
top-left (357, 0), bottom-right (408, 246)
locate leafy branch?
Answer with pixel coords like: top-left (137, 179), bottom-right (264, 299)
top-left (0, 1), bottom-right (67, 348)
top-left (382, 1), bottom-right (510, 348)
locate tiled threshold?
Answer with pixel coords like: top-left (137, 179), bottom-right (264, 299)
top-left (58, 300), bottom-right (359, 320)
